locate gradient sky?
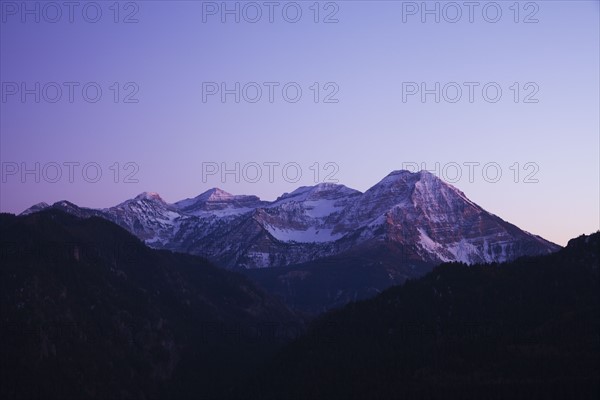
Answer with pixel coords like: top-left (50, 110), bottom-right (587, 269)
top-left (1, 0), bottom-right (599, 246)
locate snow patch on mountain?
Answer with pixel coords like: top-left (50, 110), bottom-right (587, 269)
top-left (418, 228), bottom-right (449, 260)
top-left (445, 239), bottom-right (483, 264)
top-left (265, 224), bottom-right (344, 243)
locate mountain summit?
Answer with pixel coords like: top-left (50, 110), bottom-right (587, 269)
top-left (174, 188), bottom-right (266, 215)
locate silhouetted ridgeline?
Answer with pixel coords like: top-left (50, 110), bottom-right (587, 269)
top-left (0, 211), bottom-right (303, 400)
top-left (240, 232), bottom-right (599, 400)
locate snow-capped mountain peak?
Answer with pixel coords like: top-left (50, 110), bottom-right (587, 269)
top-left (174, 188), bottom-right (265, 215)
top-left (197, 188), bottom-right (234, 201)
top-left (134, 192), bottom-right (166, 202)
top-left (274, 182), bottom-right (361, 204)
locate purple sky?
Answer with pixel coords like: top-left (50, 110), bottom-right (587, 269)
top-left (1, 0), bottom-right (599, 246)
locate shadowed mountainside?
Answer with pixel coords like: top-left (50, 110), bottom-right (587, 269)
top-left (239, 232), bottom-right (599, 400)
top-left (0, 210), bottom-right (303, 400)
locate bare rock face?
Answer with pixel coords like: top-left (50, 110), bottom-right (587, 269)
top-left (27, 170), bottom-right (560, 269)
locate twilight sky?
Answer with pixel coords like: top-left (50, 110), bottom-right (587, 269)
top-left (1, 0), bottom-right (599, 246)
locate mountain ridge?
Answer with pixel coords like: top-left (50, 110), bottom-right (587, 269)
top-left (21, 170), bottom-right (560, 270)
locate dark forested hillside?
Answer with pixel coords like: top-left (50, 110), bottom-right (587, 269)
top-left (1, 209), bottom-right (597, 400)
top-left (241, 233), bottom-right (600, 400)
top-left (242, 242), bottom-right (435, 315)
top-left (0, 211), bottom-right (302, 400)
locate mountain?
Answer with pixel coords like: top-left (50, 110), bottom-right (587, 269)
top-left (174, 188), bottom-right (267, 214)
top-left (240, 243), bottom-right (434, 314)
top-left (240, 232), bottom-right (600, 400)
top-left (104, 191), bottom-right (182, 245)
top-left (19, 171), bottom-right (561, 313)
top-left (0, 210), bottom-right (303, 400)
top-left (333, 170), bottom-right (557, 265)
top-left (20, 202), bottom-right (50, 215)
top-left (22, 171), bottom-right (560, 272)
